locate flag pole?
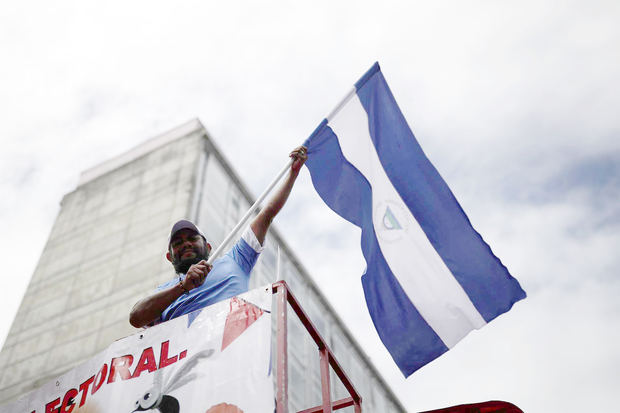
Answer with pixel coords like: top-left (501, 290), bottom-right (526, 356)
top-left (206, 157), bottom-right (294, 265)
top-left (207, 84), bottom-right (357, 264)
top-left (326, 86), bottom-right (356, 122)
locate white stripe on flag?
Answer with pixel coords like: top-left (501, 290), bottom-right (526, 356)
top-left (328, 95), bottom-right (486, 348)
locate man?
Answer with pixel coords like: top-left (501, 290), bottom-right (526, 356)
top-left (129, 146), bottom-right (307, 328)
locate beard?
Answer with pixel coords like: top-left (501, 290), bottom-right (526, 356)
top-left (171, 248), bottom-right (209, 274)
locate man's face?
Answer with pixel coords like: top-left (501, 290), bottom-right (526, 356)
top-left (166, 229), bottom-right (210, 274)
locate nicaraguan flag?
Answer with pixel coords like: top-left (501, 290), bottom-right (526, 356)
top-left (303, 62), bottom-right (526, 377)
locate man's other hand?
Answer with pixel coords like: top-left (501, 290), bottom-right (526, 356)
top-left (183, 260), bottom-right (212, 290)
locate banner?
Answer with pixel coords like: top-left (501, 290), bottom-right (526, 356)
top-left (1, 286), bottom-right (274, 413)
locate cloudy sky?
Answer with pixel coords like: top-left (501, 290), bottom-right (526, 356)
top-left (1, 1), bottom-right (618, 411)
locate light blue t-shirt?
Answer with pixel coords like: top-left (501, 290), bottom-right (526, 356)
top-left (154, 230), bottom-right (261, 324)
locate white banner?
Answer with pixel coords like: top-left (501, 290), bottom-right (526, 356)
top-left (2, 286), bottom-right (274, 413)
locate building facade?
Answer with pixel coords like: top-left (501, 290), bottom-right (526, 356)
top-left (0, 119), bottom-right (405, 412)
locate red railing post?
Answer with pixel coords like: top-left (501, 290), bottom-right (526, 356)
top-left (319, 347), bottom-right (332, 413)
top-left (272, 281), bottom-right (361, 413)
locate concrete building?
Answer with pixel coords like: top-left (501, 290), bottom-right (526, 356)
top-left (0, 119), bottom-right (405, 412)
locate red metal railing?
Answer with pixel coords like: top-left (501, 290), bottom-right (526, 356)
top-left (273, 280), bottom-right (362, 413)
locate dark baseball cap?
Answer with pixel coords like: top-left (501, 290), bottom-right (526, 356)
top-left (168, 219), bottom-right (206, 246)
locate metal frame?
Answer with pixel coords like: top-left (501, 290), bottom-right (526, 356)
top-left (273, 280), bottom-right (362, 413)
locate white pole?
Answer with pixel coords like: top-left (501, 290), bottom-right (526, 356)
top-left (206, 84), bottom-right (356, 265)
top-left (207, 157), bottom-right (294, 265)
top-left (326, 86), bottom-right (356, 122)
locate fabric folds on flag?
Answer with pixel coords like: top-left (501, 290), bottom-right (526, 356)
top-left (303, 62), bottom-right (526, 377)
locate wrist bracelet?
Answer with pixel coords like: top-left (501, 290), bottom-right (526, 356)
top-left (178, 277), bottom-right (189, 294)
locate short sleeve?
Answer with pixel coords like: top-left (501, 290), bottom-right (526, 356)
top-left (242, 226), bottom-right (264, 253)
top-left (228, 227), bottom-right (262, 274)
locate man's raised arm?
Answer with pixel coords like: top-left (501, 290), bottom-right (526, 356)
top-left (250, 146), bottom-right (307, 245)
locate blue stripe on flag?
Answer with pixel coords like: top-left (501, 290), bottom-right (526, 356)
top-left (304, 123), bottom-right (449, 376)
top-left (355, 67), bottom-right (526, 322)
